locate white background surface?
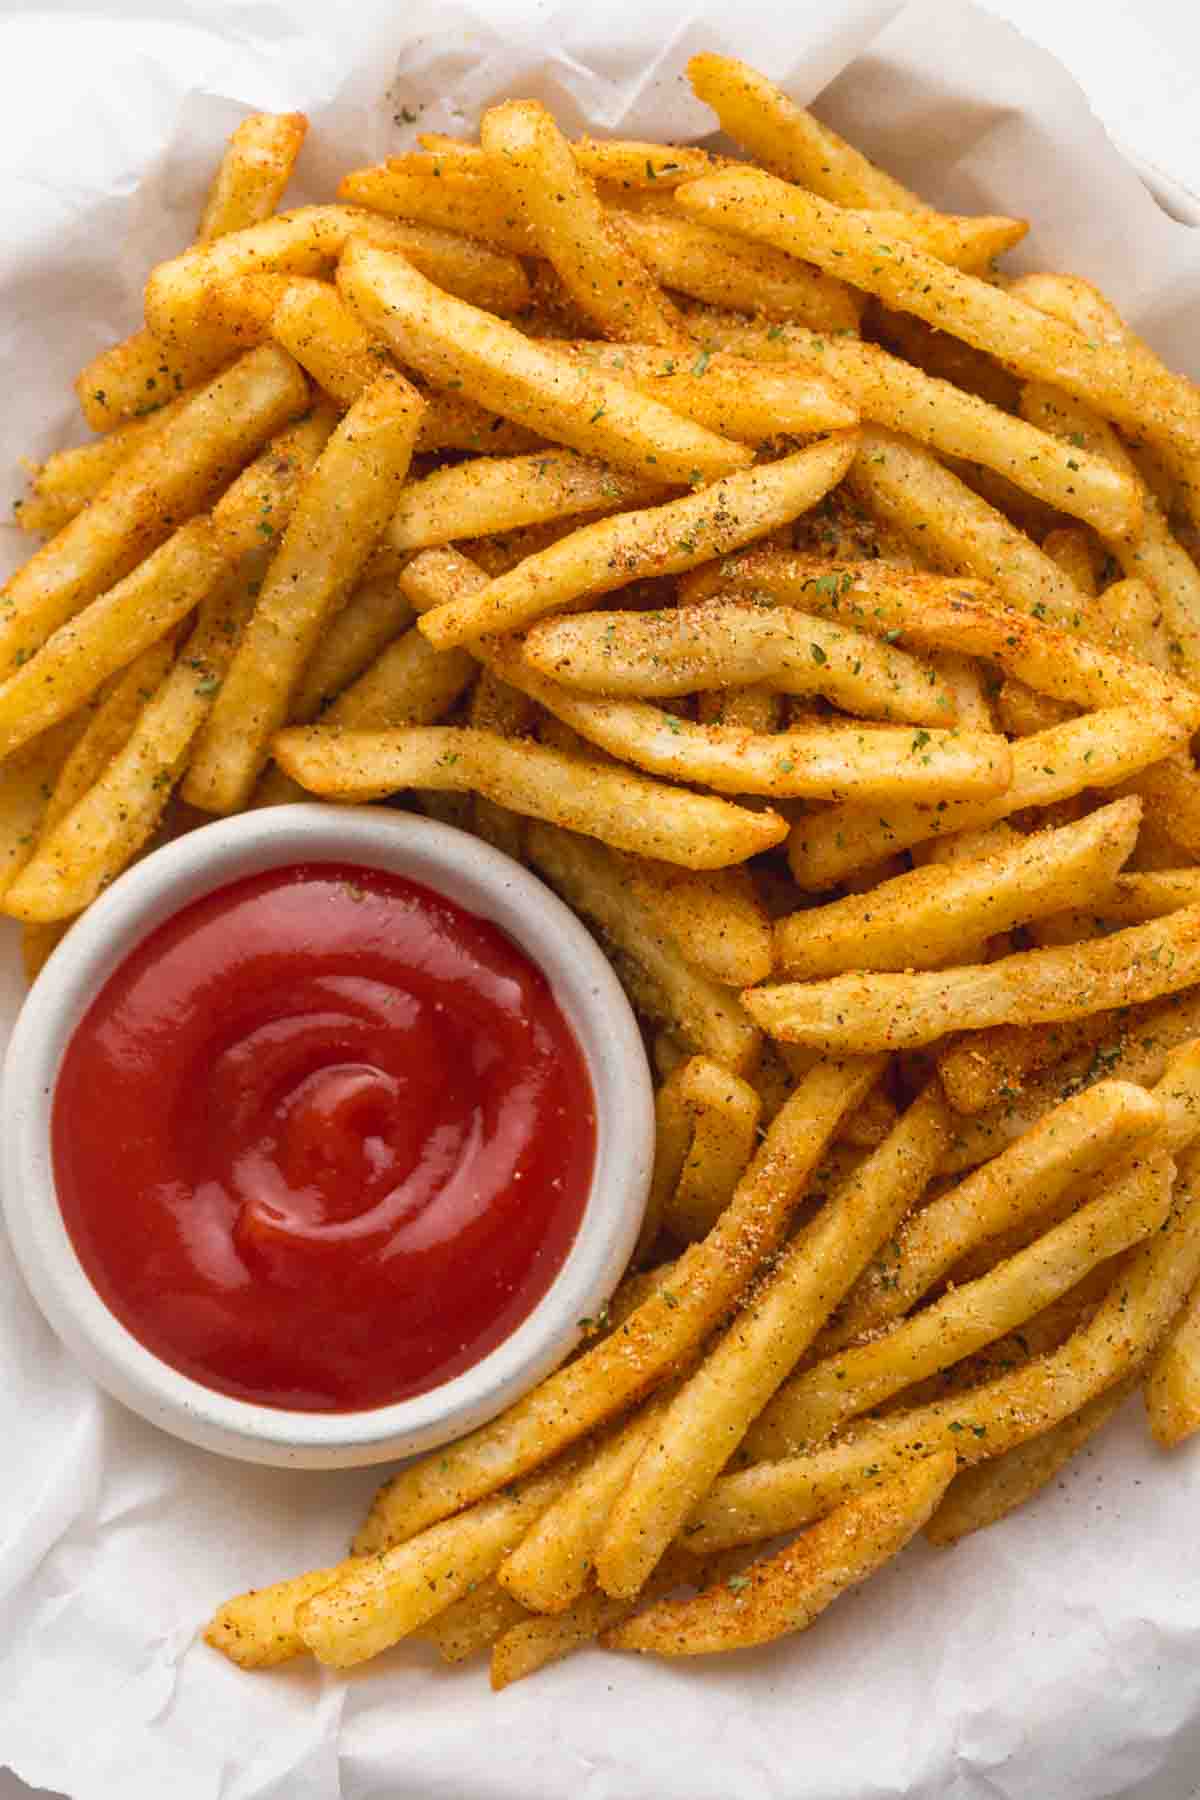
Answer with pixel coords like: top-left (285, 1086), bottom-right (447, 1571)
top-left (1, 1), bottom-right (1198, 1797)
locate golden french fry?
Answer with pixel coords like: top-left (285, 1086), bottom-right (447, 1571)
top-left (199, 112), bottom-right (308, 241)
top-left (339, 164), bottom-right (533, 253)
top-left (0, 717), bottom-right (92, 902)
top-left (184, 372), bottom-right (424, 813)
top-left (21, 390), bottom-right (199, 533)
top-left (353, 1055), bottom-right (882, 1553)
top-left (593, 1081), bottom-right (949, 1598)
top-left (1144, 1276), bottom-right (1200, 1448)
top-left (298, 1462), bottom-right (576, 1668)
top-left (75, 327), bottom-right (235, 433)
top-left (611, 210), bottom-right (862, 334)
top-left (746, 905), bottom-right (1200, 1053)
top-left (560, 342), bottom-right (859, 441)
top-left (416, 1578), bottom-right (530, 1664)
top-left (747, 1155), bottom-right (1169, 1459)
top-left (4, 566), bottom-right (259, 920)
top-left (787, 706), bottom-right (1187, 890)
top-left (288, 568), bottom-right (415, 723)
top-left (686, 53), bottom-right (925, 212)
top-left (608, 1450), bottom-right (957, 1656)
top-left (773, 799), bottom-right (1140, 979)
top-left (694, 317), bottom-right (1141, 538)
top-left (936, 1013), bottom-right (1116, 1117)
top-left (625, 863), bottom-right (772, 989)
top-left (389, 451), bottom-right (662, 553)
top-left (822, 1078), bottom-right (1163, 1354)
top-left (523, 598), bottom-right (955, 727)
top-left (925, 1376), bottom-right (1138, 1546)
top-left (657, 1056), bottom-right (763, 1242)
top-left (527, 826), bottom-right (762, 1071)
top-left (276, 726), bottom-right (785, 872)
top-left (406, 136), bottom-right (732, 188)
top-left (37, 639), bottom-right (177, 836)
top-left (675, 168), bottom-right (1200, 472)
top-left (316, 629), bottom-right (475, 733)
top-left (0, 519), bottom-right (231, 763)
top-left (481, 101), bottom-right (689, 347)
top-left (337, 239), bottom-right (751, 487)
top-left (204, 1564), bottom-right (346, 1669)
top-left (0, 345), bottom-right (308, 678)
top-left (684, 1145), bottom-right (1189, 1553)
top-left (417, 435), bottom-right (858, 648)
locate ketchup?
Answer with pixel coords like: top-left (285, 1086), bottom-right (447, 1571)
top-left (52, 863), bottom-right (596, 1412)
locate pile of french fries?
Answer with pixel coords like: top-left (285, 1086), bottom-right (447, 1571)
top-left (10, 55), bottom-right (1200, 1686)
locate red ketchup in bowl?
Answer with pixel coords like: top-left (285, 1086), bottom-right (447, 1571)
top-left (52, 862), bottom-right (596, 1412)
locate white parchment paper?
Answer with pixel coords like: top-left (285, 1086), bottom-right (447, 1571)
top-left (2, 3), bottom-right (1200, 1795)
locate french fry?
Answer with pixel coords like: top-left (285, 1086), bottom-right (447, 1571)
top-left (925, 1376), bottom-right (1138, 1546)
top-left (481, 101), bottom-right (689, 347)
top-left (936, 1013), bottom-right (1116, 1117)
top-left (593, 1081), bottom-right (949, 1598)
top-left (686, 52), bottom-right (926, 212)
top-left (288, 568), bottom-right (415, 723)
top-left (184, 372), bottom-right (424, 812)
top-left (1043, 525), bottom-right (1102, 596)
top-left (38, 639), bottom-right (177, 835)
top-left (198, 112), bottom-right (308, 241)
top-left (416, 1578), bottom-right (530, 1664)
top-left (683, 1145), bottom-right (1189, 1553)
top-left (675, 168), bottom-right (1200, 472)
top-left (0, 716), bottom-right (92, 902)
top-left (657, 1056), bottom-right (763, 1242)
top-left (0, 344), bottom-right (308, 677)
top-left (1144, 1275), bottom-right (1200, 1448)
top-left (523, 599), bottom-right (955, 727)
top-left (610, 211), bottom-right (862, 334)
top-left (405, 136), bottom-right (732, 188)
top-left (4, 565), bottom-right (263, 920)
top-left (352, 1055), bottom-right (882, 1552)
top-left (299, 1461), bottom-right (581, 1669)
top-left (773, 799), bottom-right (1140, 979)
top-left (787, 705), bottom-right (1187, 890)
top-left (75, 327), bottom-right (235, 433)
top-left (337, 239), bottom-right (751, 486)
top-left (1051, 870), bottom-right (1200, 930)
top-left (389, 451), bottom-right (663, 552)
top-left (821, 1079), bottom-right (1164, 1352)
top-left (489, 639), bottom-right (1012, 801)
top-left (276, 727), bottom-right (786, 872)
top-left (0, 519), bottom-right (231, 763)
top-left (560, 342), bottom-right (860, 441)
top-left (745, 1155), bottom-right (1169, 1458)
top-left (20, 390), bottom-right (199, 531)
top-left (606, 1450), bottom-right (956, 1656)
top-left (339, 165), bottom-right (534, 253)
top-left (417, 436), bottom-right (858, 648)
top-left (204, 1564), bottom-right (346, 1669)
top-left (692, 317), bottom-right (1140, 538)
top-left (745, 905), bottom-right (1200, 1053)
top-left (625, 863), bottom-right (772, 989)
top-left (316, 630), bottom-right (475, 733)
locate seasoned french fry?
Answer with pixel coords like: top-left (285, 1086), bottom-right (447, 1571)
top-left (746, 905), bottom-right (1200, 1053)
top-left (686, 52), bottom-right (926, 212)
top-left (936, 1013), bottom-right (1116, 1117)
top-left (523, 599), bottom-right (955, 726)
top-left (184, 372), bottom-right (424, 812)
top-left (1144, 1275), bottom-right (1200, 1448)
top-left (0, 345), bottom-right (308, 677)
top-left (316, 630), bottom-right (475, 733)
top-left (289, 568), bottom-right (415, 723)
top-left (21, 390), bottom-right (199, 532)
top-left (416, 1578), bottom-right (530, 1664)
top-left (822, 1079), bottom-right (1163, 1352)
top-left (773, 799), bottom-right (1140, 979)
top-left (560, 342), bottom-right (859, 441)
top-left (625, 863), bottom-right (772, 989)
top-left (693, 317), bottom-right (1140, 538)
top-left (675, 169), bottom-right (1200, 472)
top-left (353, 1055), bottom-right (882, 1552)
top-left (683, 1146), bottom-right (1189, 1552)
top-left (204, 1564), bottom-right (346, 1669)
top-left (299, 1461), bottom-right (578, 1668)
top-left (925, 1376), bottom-right (1138, 1546)
top-left (199, 112), bottom-right (308, 241)
top-left (389, 451), bottom-right (662, 553)
top-left (607, 1450), bottom-right (956, 1656)
top-left (406, 136), bottom-right (732, 187)
top-left (38, 639), bottom-right (176, 835)
top-left (657, 1056), bottom-right (763, 1242)
top-left (3, 562), bottom-right (263, 920)
top-left (0, 519), bottom-right (231, 763)
top-left (481, 101), bottom-right (689, 347)
top-left (0, 716), bottom-right (92, 902)
top-left (611, 211), bottom-right (862, 334)
top-left (417, 436), bottom-right (858, 649)
top-left (338, 239), bottom-right (751, 487)
top-left (339, 165), bottom-right (534, 253)
top-left (787, 705), bottom-right (1187, 890)
top-left (593, 1081), bottom-right (949, 1598)
top-left (276, 727), bottom-right (786, 871)
top-left (75, 327), bottom-right (234, 433)
top-left (746, 1156), bottom-right (1169, 1458)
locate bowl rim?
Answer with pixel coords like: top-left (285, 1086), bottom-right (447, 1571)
top-left (0, 804), bottom-right (654, 1468)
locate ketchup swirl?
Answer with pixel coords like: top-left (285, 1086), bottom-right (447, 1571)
top-left (53, 864), bottom-right (595, 1412)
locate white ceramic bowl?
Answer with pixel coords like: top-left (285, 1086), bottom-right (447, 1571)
top-left (0, 804), bottom-right (653, 1469)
